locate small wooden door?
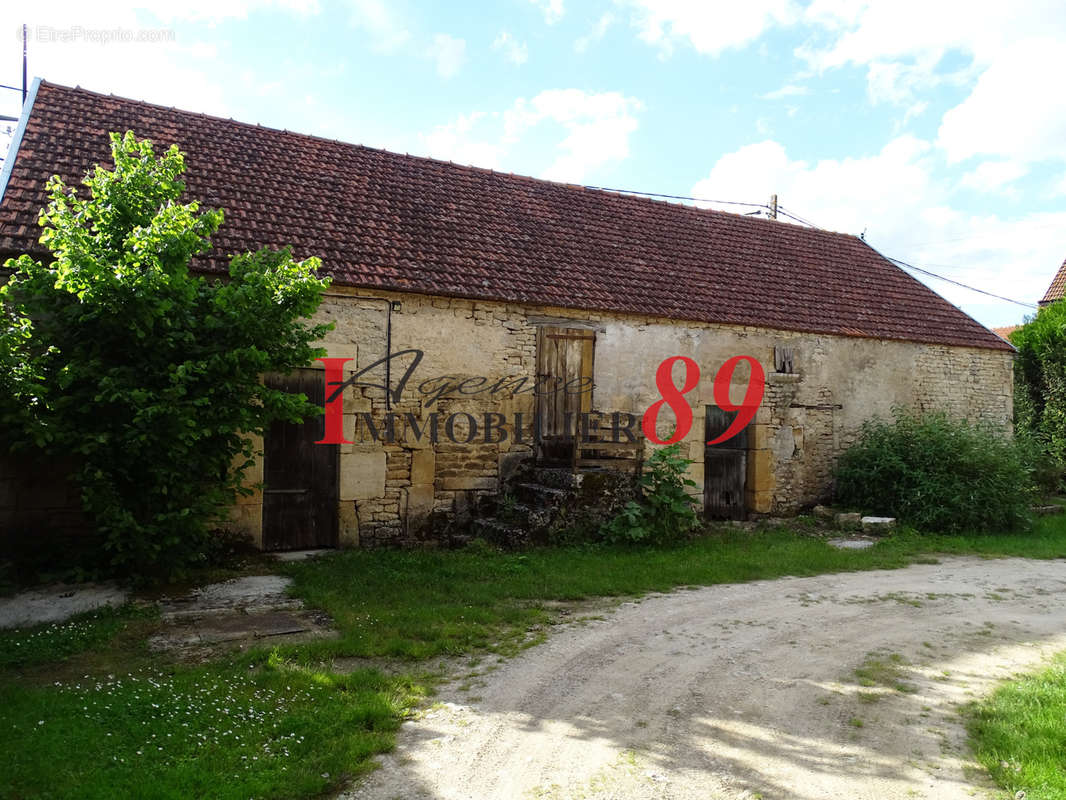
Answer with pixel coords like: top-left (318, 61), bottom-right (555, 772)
top-left (704, 406), bottom-right (748, 520)
top-left (262, 369), bottom-right (339, 550)
top-left (535, 326), bottom-right (595, 462)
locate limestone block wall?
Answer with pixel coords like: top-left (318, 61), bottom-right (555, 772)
top-left (225, 286), bottom-right (1014, 547)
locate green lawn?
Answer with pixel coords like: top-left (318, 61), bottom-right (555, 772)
top-left (969, 651), bottom-right (1066, 800)
top-left (2, 515), bottom-right (1066, 798)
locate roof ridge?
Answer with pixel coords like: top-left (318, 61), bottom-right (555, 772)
top-left (41, 80), bottom-right (859, 242)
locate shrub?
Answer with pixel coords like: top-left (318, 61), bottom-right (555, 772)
top-left (602, 443), bottom-right (700, 544)
top-left (1011, 304), bottom-right (1066, 492)
top-left (834, 409), bottom-right (1034, 533)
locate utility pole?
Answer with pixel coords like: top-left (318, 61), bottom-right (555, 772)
top-left (770, 193), bottom-right (778, 220)
top-left (21, 24), bottom-right (27, 104)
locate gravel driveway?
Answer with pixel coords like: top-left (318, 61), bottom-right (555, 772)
top-left (344, 556), bottom-right (1066, 800)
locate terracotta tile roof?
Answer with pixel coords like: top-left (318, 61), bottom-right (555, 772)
top-left (992, 325), bottom-right (1020, 342)
top-left (0, 81), bottom-right (1011, 352)
top-left (1041, 257), bottom-right (1066, 305)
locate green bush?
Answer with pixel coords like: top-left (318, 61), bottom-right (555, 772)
top-left (602, 444), bottom-right (700, 544)
top-left (834, 409), bottom-right (1034, 533)
top-left (0, 132), bottom-right (331, 580)
top-left (1012, 303), bottom-right (1066, 492)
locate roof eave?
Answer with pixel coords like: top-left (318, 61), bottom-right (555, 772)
top-left (0, 76), bottom-right (41, 207)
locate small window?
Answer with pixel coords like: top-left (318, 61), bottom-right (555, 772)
top-left (774, 346), bottom-right (794, 374)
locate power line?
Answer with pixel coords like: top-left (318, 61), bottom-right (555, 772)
top-left (584, 183), bottom-right (1037, 309)
top-left (582, 184), bottom-right (769, 209)
top-left (885, 256), bottom-right (1037, 309)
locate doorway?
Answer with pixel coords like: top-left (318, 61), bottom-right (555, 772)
top-left (704, 405), bottom-right (748, 519)
top-left (262, 369), bottom-right (339, 550)
top-left (535, 326), bottom-right (595, 463)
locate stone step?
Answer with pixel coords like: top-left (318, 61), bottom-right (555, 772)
top-left (532, 467), bottom-right (582, 489)
top-left (472, 517), bottom-right (530, 548)
top-left (515, 481), bottom-right (572, 507)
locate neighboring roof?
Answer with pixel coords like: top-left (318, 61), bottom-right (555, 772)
top-left (0, 80), bottom-right (1011, 352)
top-left (1041, 257), bottom-right (1066, 305)
top-left (992, 325), bottom-right (1020, 342)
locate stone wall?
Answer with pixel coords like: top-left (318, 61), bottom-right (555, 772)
top-left (0, 455), bottom-right (91, 544)
top-left (225, 286), bottom-right (1015, 546)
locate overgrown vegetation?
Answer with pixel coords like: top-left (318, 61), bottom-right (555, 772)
top-left (601, 443), bottom-right (699, 544)
top-left (1012, 303), bottom-right (1066, 496)
top-left (0, 132), bottom-right (331, 579)
top-left (968, 650), bottom-right (1066, 800)
top-left (834, 409), bottom-right (1035, 533)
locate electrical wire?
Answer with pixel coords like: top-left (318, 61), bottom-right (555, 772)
top-left (584, 182), bottom-right (1038, 310)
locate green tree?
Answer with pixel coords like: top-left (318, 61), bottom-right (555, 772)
top-left (1012, 302), bottom-right (1066, 489)
top-left (0, 132), bottom-right (332, 577)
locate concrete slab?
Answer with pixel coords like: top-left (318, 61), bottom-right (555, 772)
top-left (828, 538), bottom-right (876, 550)
top-left (268, 549), bottom-right (338, 562)
top-left (0, 583), bottom-right (129, 630)
top-left (159, 575), bottom-right (297, 621)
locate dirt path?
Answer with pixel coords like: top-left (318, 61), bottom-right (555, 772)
top-left (343, 557), bottom-right (1066, 800)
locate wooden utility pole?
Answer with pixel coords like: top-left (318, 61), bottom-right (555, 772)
top-left (770, 193), bottom-right (778, 220)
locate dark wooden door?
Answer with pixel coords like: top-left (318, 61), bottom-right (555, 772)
top-left (262, 369), bottom-right (339, 550)
top-left (535, 326), bottom-right (594, 462)
top-left (704, 406), bottom-right (748, 520)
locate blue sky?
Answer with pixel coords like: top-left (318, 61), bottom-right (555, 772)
top-left (2, 0), bottom-right (1065, 328)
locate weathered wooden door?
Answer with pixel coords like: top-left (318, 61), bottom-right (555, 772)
top-left (704, 406), bottom-right (748, 519)
top-left (262, 369), bottom-right (339, 550)
top-left (535, 326), bottom-right (595, 462)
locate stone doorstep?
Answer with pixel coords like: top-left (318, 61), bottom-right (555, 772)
top-left (160, 598), bottom-right (304, 623)
top-left (148, 611), bottom-right (333, 652)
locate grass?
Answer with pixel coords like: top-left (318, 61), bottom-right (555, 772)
top-left (278, 516), bottom-right (1066, 661)
top-left (2, 513), bottom-right (1066, 798)
top-left (968, 651), bottom-right (1066, 800)
top-left (0, 657), bottom-right (422, 800)
top-left (854, 651), bottom-right (918, 694)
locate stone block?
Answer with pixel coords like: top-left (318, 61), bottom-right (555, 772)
top-left (438, 476), bottom-right (497, 491)
top-left (746, 449), bottom-right (774, 493)
top-left (812, 504), bottom-right (834, 521)
top-left (749, 423), bottom-right (773, 450)
top-left (338, 501), bottom-right (359, 548)
top-left (835, 512), bottom-right (862, 531)
top-left (339, 451), bottom-right (386, 501)
top-left (410, 449), bottom-right (435, 485)
top-left (861, 516), bottom-right (896, 534)
top-left (405, 484), bottom-right (435, 520)
top-left (745, 489), bottom-right (773, 513)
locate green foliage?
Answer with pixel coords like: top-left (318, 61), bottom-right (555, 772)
top-left (0, 132), bottom-right (332, 578)
top-left (602, 444), bottom-right (700, 544)
top-left (834, 409), bottom-right (1034, 533)
top-left (1012, 303), bottom-right (1066, 492)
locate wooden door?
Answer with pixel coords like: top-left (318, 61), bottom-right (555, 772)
top-left (262, 369), bottom-right (339, 550)
top-left (704, 406), bottom-right (748, 520)
top-left (535, 326), bottom-right (595, 462)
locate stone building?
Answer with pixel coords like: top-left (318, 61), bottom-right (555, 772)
top-left (0, 81), bottom-right (1014, 549)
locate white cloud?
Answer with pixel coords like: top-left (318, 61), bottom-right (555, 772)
top-left (530, 0), bottom-right (564, 24)
top-left (938, 39), bottom-right (1066, 165)
top-left (959, 161), bottom-right (1029, 193)
top-left (492, 31), bottom-right (528, 65)
top-left (347, 0), bottom-right (410, 52)
top-left (620, 0), bottom-right (799, 56)
top-left (427, 33), bottom-right (466, 78)
top-left (760, 84), bottom-right (808, 100)
top-left (575, 12), bottom-right (614, 53)
top-left (691, 137), bottom-right (1066, 317)
top-left (420, 90), bottom-right (644, 184)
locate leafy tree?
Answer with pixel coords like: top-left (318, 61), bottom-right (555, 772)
top-left (0, 132), bottom-right (332, 577)
top-left (1011, 303), bottom-right (1066, 492)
